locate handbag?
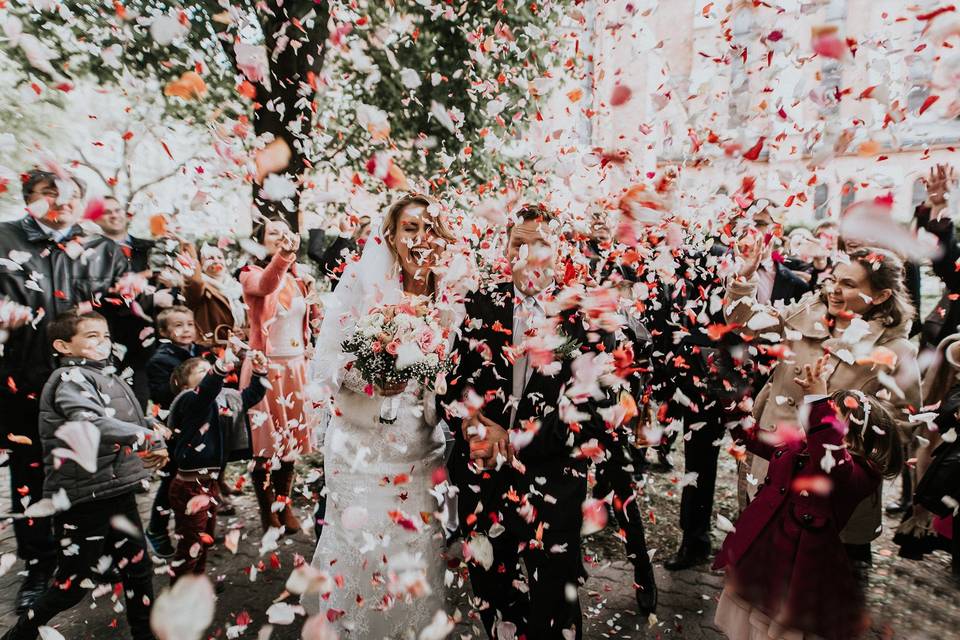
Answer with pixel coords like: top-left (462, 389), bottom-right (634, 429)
top-left (914, 434), bottom-right (960, 517)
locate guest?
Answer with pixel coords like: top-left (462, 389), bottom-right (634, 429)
top-left (144, 305), bottom-right (201, 559)
top-left (715, 360), bottom-right (902, 640)
top-left (0, 309), bottom-right (168, 640)
top-left (94, 196), bottom-right (155, 273)
top-left (183, 243), bottom-right (247, 346)
top-left (146, 306), bottom-right (202, 410)
top-left (307, 213), bottom-right (372, 287)
top-left (0, 170), bottom-right (131, 613)
top-left (92, 196), bottom-right (159, 407)
top-left (726, 241), bottom-right (921, 568)
top-left (239, 219), bottom-right (320, 533)
top-left (166, 352), bottom-right (268, 582)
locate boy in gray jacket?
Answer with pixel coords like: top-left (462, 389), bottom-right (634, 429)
top-left (2, 309), bottom-right (168, 640)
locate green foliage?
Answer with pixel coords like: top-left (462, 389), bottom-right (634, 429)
top-left (3, 0), bottom-right (567, 203)
top-left (318, 0), bottom-right (565, 194)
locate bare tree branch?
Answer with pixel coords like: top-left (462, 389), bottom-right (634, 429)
top-left (125, 159), bottom-right (192, 207)
top-left (71, 144), bottom-right (115, 196)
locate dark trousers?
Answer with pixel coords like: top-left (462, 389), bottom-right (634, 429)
top-left (147, 458), bottom-right (178, 534)
top-left (465, 530), bottom-right (583, 639)
top-left (677, 405), bottom-right (729, 550)
top-left (169, 474), bottom-right (219, 580)
top-left (0, 391), bottom-right (56, 567)
top-left (6, 491), bottom-right (155, 640)
top-left (594, 438), bottom-right (651, 571)
top-left (453, 444), bottom-right (584, 639)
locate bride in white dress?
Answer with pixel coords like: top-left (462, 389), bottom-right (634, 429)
top-left (303, 195), bottom-right (459, 639)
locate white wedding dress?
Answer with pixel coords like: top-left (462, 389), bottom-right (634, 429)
top-left (302, 226), bottom-right (453, 638)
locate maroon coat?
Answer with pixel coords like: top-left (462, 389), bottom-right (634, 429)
top-left (714, 399), bottom-right (879, 640)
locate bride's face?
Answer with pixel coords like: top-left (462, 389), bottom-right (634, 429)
top-left (390, 205), bottom-right (445, 285)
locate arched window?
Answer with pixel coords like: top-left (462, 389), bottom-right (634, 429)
top-left (814, 183), bottom-right (830, 220)
top-left (840, 180), bottom-right (856, 213)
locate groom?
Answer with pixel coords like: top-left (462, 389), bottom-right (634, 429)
top-left (441, 205), bottom-right (616, 639)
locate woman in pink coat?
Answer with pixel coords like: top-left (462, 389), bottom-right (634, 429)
top-left (239, 219), bottom-right (320, 533)
top-left (714, 358), bottom-right (903, 640)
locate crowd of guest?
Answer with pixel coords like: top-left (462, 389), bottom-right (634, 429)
top-left (0, 165), bottom-right (957, 640)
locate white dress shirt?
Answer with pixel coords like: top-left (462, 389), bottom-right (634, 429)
top-left (510, 286), bottom-right (547, 424)
top-left (35, 218), bottom-right (74, 242)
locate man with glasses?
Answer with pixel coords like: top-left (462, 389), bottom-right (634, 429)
top-left (0, 170), bottom-right (132, 613)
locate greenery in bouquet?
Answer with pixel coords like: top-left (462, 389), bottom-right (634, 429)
top-left (341, 299), bottom-right (449, 394)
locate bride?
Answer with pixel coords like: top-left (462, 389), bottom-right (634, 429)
top-left (303, 194), bottom-right (459, 638)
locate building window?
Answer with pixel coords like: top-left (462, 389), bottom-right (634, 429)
top-left (814, 183), bottom-right (830, 220)
top-left (840, 180), bottom-right (856, 212)
top-left (912, 178), bottom-right (927, 208)
top-left (819, 0), bottom-right (847, 117)
top-left (728, 8), bottom-right (753, 130)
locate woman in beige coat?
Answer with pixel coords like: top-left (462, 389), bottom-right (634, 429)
top-left (725, 242), bottom-right (921, 554)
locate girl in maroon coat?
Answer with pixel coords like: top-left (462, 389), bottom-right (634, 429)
top-left (715, 356), bottom-right (903, 640)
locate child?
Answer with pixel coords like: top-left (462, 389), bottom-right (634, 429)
top-left (166, 352), bottom-right (268, 582)
top-left (2, 309), bottom-right (168, 640)
top-left (144, 305), bottom-right (201, 559)
top-left (714, 356), bottom-right (903, 640)
top-left (146, 305), bottom-right (200, 410)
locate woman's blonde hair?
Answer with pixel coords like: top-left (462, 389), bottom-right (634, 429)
top-left (381, 193), bottom-right (455, 259)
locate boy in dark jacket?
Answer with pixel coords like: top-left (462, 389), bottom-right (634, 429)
top-left (145, 305), bottom-right (200, 410)
top-left (2, 309), bottom-right (168, 640)
top-left (166, 352), bottom-right (268, 581)
top-left (144, 305), bottom-right (200, 558)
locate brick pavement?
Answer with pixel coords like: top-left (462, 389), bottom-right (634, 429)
top-left (0, 458), bottom-right (955, 639)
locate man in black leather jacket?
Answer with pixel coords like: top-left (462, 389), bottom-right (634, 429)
top-left (0, 170), bottom-right (131, 613)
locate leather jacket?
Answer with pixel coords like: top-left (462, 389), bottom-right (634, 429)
top-left (0, 216), bottom-right (130, 395)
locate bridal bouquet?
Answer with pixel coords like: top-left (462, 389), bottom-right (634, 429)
top-left (342, 298), bottom-right (450, 419)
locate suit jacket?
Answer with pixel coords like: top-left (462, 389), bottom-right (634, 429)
top-left (0, 216), bottom-right (131, 397)
top-left (440, 282), bottom-right (614, 539)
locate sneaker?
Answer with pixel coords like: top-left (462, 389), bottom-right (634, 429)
top-left (146, 528), bottom-right (176, 559)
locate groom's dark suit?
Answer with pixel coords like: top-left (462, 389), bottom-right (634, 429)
top-left (440, 281), bottom-right (615, 640)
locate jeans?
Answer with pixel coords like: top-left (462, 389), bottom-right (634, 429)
top-left (6, 491), bottom-right (156, 640)
top-left (168, 474), bottom-right (220, 580)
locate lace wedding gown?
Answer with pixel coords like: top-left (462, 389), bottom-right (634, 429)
top-left (302, 368), bottom-right (448, 639)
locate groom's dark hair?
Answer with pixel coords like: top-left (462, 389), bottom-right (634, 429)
top-left (507, 204), bottom-right (556, 239)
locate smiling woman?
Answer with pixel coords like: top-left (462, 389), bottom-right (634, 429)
top-left (724, 244), bottom-right (920, 535)
top-left (382, 193), bottom-right (455, 297)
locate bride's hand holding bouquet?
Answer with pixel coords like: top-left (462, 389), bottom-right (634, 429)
top-left (341, 297), bottom-right (449, 419)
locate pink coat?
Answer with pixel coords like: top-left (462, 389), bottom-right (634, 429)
top-left (238, 252), bottom-right (316, 355)
top-left (714, 399), bottom-right (879, 640)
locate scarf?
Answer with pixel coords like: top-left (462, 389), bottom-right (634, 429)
top-left (202, 272), bottom-right (246, 328)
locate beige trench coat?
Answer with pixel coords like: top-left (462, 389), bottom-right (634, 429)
top-left (725, 276), bottom-right (921, 543)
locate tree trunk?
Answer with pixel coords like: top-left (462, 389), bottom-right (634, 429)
top-left (208, 0), bottom-right (330, 233)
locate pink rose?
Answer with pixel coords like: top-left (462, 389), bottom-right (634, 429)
top-left (416, 329), bottom-right (437, 353)
top-left (370, 340), bottom-right (382, 353)
top-left (386, 340), bottom-right (400, 356)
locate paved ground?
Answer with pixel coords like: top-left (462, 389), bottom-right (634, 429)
top-left (0, 449), bottom-right (956, 639)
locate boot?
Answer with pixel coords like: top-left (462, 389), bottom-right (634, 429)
top-left (251, 465), bottom-right (281, 533)
top-left (273, 463), bottom-right (301, 535)
top-left (15, 560), bottom-right (53, 615)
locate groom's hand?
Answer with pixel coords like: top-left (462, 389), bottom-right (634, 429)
top-left (468, 413), bottom-right (514, 467)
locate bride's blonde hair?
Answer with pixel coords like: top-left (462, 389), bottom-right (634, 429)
top-left (381, 193), bottom-right (455, 260)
